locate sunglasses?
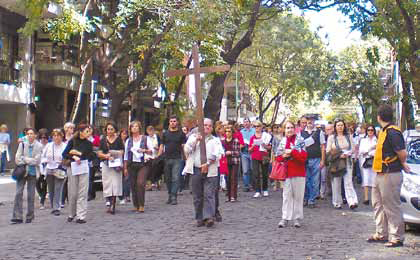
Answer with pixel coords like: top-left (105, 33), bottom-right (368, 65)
top-left (41, 136), bottom-right (48, 139)
top-left (367, 129), bottom-right (374, 132)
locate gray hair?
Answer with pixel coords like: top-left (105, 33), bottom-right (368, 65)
top-left (204, 118), bottom-right (213, 126)
top-left (64, 122), bottom-right (75, 129)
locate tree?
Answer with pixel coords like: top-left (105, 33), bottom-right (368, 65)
top-left (322, 39), bottom-right (389, 123)
top-left (339, 0), bottom-right (419, 121)
top-left (240, 13), bottom-right (334, 123)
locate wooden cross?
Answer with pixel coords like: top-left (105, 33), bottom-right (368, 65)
top-left (166, 44), bottom-right (230, 166)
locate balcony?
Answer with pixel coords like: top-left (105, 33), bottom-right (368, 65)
top-left (0, 82), bottom-right (29, 104)
top-left (35, 42), bottom-right (79, 76)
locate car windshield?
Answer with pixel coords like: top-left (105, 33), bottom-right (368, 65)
top-left (407, 138), bottom-right (420, 164)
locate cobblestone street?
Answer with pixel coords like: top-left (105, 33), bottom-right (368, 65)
top-left (0, 179), bottom-right (419, 260)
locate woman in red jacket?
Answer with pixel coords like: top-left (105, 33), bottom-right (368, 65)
top-left (276, 121), bottom-right (307, 228)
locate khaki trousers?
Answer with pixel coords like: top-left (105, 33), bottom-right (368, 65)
top-left (282, 177), bottom-right (305, 221)
top-left (68, 168), bottom-right (89, 220)
top-left (372, 172), bottom-right (404, 242)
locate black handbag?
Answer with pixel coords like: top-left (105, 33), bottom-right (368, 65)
top-left (12, 143), bottom-right (26, 181)
top-left (12, 165), bottom-right (26, 181)
top-left (363, 157), bottom-right (374, 169)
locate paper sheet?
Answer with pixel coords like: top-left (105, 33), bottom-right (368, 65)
top-left (109, 158), bottom-right (122, 168)
top-left (304, 137), bottom-right (315, 147)
top-left (70, 160), bottom-right (89, 175)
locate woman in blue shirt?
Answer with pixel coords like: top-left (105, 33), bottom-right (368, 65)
top-left (0, 124), bottom-right (11, 175)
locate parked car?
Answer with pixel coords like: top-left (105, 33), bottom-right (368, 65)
top-left (401, 129), bottom-right (420, 228)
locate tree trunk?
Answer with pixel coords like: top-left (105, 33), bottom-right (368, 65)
top-left (258, 93), bottom-right (264, 122)
top-left (70, 58), bottom-right (92, 123)
top-left (270, 96), bottom-right (281, 125)
top-left (401, 73), bottom-right (415, 130)
top-left (109, 92), bottom-right (125, 122)
top-left (203, 0), bottom-right (262, 121)
top-left (203, 72), bottom-right (229, 120)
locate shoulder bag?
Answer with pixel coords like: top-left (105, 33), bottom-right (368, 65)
top-left (12, 143), bottom-right (26, 181)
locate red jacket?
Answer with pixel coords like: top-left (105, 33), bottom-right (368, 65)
top-left (249, 135), bottom-right (268, 161)
top-left (275, 135), bottom-right (307, 178)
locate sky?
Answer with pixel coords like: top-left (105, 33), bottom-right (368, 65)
top-left (299, 8), bottom-right (362, 53)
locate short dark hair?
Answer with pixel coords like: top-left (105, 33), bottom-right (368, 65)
top-left (169, 115), bottom-right (178, 121)
top-left (378, 105), bottom-right (393, 123)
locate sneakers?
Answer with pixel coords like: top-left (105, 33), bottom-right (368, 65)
top-left (39, 205), bottom-right (45, 210)
top-left (263, 191), bottom-right (269, 197)
top-left (105, 201), bottom-right (111, 207)
top-left (119, 199), bottom-right (126, 205)
top-left (253, 192), bottom-right (261, 198)
top-left (278, 219), bottom-right (287, 228)
top-left (293, 220), bottom-right (301, 228)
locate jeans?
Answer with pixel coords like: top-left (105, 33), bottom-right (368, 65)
top-left (46, 174), bottom-right (65, 211)
top-left (12, 175), bottom-right (36, 220)
top-left (164, 158), bottom-right (182, 198)
top-left (0, 151), bottom-right (6, 173)
top-left (354, 159), bottom-right (362, 184)
top-left (241, 152), bottom-right (252, 189)
top-left (304, 157), bottom-right (321, 204)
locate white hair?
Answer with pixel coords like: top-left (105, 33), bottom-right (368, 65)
top-left (64, 122), bottom-right (75, 129)
top-left (204, 118), bottom-right (213, 125)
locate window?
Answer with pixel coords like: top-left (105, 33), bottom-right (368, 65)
top-left (0, 33), bottom-right (18, 84)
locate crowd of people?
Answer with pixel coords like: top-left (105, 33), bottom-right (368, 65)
top-left (4, 104), bottom-right (408, 248)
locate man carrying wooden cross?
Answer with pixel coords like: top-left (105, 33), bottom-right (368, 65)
top-left (166, 44), bottom-right (229, 227)
top-left (184, 118), bottom-right (222, 227)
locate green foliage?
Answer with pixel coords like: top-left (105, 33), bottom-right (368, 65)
top-left (239, 13), bottom-right (334, 121)
top-left (322, 37), bottom-right (390, 123)
top-left (19, 0), bottom-right (63, 35)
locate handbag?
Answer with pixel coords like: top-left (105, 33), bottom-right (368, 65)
top-left (363, 157), bottom-right (374, 169)
top-left (12, 143), bottom-right (26, 181)
top-left (12, 165), bottom-right (26, 181)
top-left (269, 160), bottom-right (288, 181)
top-left (219, 156), bottom-right (229, 175)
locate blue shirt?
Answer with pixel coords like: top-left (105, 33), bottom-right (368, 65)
top-left (240, 127), bottom-right (256, 146)
top-left (28, 145), bottom-right (36, 176)
top-left (0, 133), bottom-right (10, 144)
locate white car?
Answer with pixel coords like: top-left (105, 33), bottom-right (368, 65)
top-left (401, 129), bottom-right (420, 227)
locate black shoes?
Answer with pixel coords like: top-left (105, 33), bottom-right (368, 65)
top-left (10, 219), bottom-right (23, 224)
top-left (166, 197), bottom-right (172, 204)
top-left (205, 219), bottom-right (214, 227)
top-left (25, 219), bottom-right (32, 223)
top-left (67, 216), bottom-right (74, 222)
top-left (196, 220), bottom-right (205, 227)
top-left (76, 219), bottom-right (86, 224)
top-left (51, 210), bottom-right (61, 216)
top-left (215, 212), bottom-right (222, 222)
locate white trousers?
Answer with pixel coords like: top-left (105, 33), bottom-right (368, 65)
top-left (68, 168), bottom-right (89, 220)
top-left (331, 160), bottom-right (358, 207)
top-left (282, 177), bottom-right (305, 221)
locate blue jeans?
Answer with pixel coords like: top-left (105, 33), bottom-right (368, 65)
top-left (240, 152), bottom-right (252, 189)
top-left (304, 157), bottom-right (321, 204)
top-left (164, 158), bottom-right (182, 198)
top-left (354, 159), bottom-right (362, 184)
top-left (0, 151), bottom-right (6, 173)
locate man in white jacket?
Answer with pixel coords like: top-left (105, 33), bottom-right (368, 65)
top-left (184, 118), bottom-right (221, 227)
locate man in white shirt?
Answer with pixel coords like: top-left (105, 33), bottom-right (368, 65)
top-left (184, 118), bottom-right (221, 228)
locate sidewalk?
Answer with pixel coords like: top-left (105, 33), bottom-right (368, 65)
top-left (0, 173), bottom-right (17, 204)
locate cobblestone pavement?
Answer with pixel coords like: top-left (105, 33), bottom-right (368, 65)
top-left (0, 181), bottom-right (419, 260)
